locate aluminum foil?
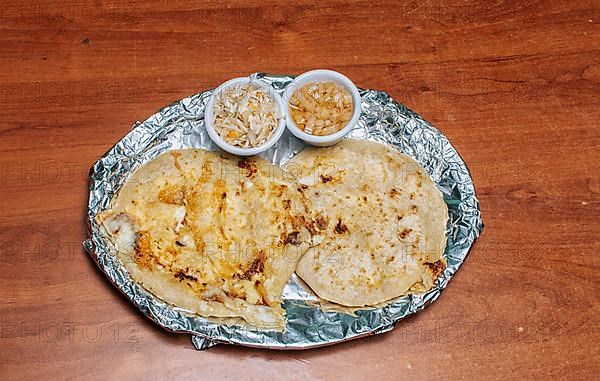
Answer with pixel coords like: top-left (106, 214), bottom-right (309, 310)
top-left (84, 73), bottom-right (483, 350)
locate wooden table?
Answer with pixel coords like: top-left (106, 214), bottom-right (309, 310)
top-left (1, 1), bottom-right (598, 380)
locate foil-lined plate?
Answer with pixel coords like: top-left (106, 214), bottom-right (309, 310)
top-left (84, 73), bottom-right (483, 350)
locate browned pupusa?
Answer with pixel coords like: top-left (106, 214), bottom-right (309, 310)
top-left (98, 149), bottom-right (315, 330)
top-left (284, 139), bottom-right (448, 307)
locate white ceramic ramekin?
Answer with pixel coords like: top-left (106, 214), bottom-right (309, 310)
top-left (205, 77), bottom-right (286, 156)
top-left (283, 70), bottom-right (362, 147)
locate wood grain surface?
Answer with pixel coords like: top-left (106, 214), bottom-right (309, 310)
top-left (1, 1), bottom-right (599, 380)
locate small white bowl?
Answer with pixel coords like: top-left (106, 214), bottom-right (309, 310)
top-left (283, 69), bottom-right (362, 147)
top-left (205, 77), bottom-right (286, 156)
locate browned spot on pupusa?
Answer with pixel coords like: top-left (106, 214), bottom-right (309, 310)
top-left (234, 251), bottom-right (266, 280)
top-left (237, 159), bottom-right (257, 178)
top-left (272, 184), bottom-right (288, 197)
top-left (255, 281), bottom-right (269, 305)
top-left (174, 267), bottom-right (198, 282)
top-left (334, 219), bottom-right (349, 234)
top-left (425, 259), bottom-right (445, 278)
top-left (399, 228), bottom-right (412, 239)
top-left (281, 231), bottom-right (301, 246)
top-left (320, 174), bottom-right (333, 183)
top-left (134, 230), bottom-right (154, 269)
top-left (315, 214), bottom-right (328, 230)
top-left (205, 294), bottom-right (224, 303)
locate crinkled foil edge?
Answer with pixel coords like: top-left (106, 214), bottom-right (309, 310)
top-left (84, 73), bottom-right (483, 350)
